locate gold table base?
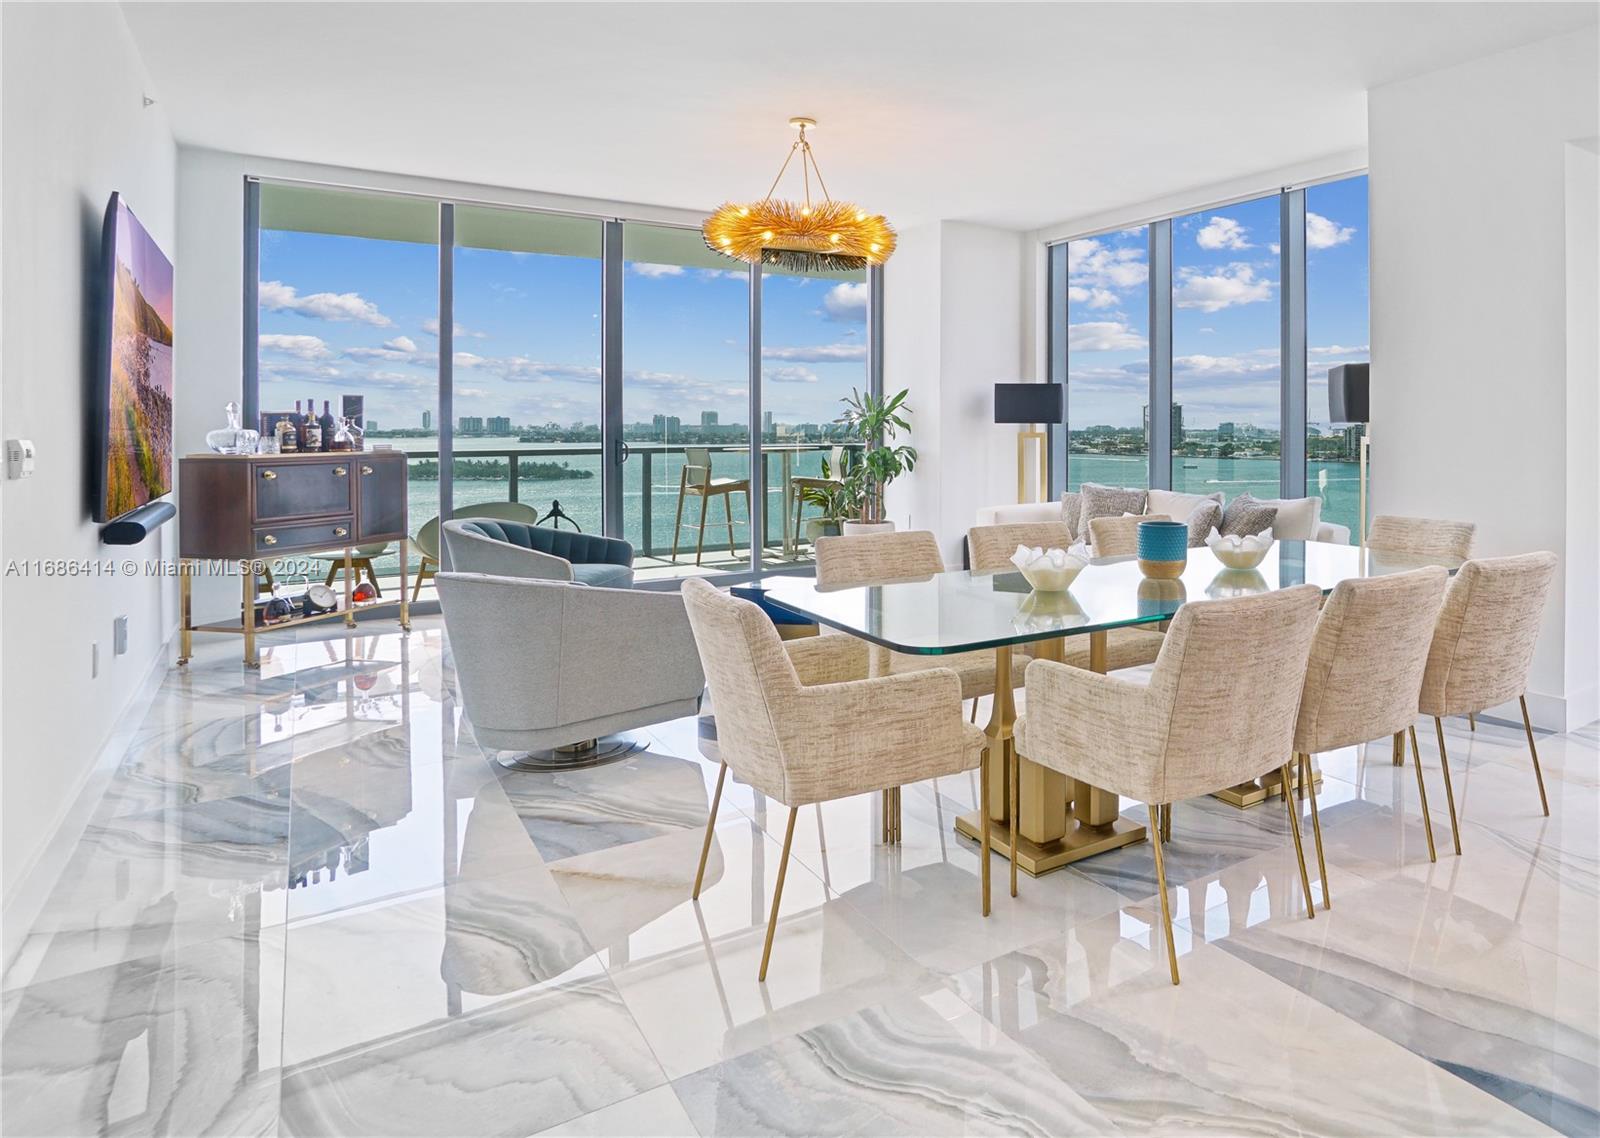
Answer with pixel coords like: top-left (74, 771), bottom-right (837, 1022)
top-left (955, 809), bottom-right (1145, 875)
top-left (1211, 764), bottom-right (1322, 809)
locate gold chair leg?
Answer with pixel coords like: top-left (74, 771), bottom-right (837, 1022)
top-left (968, 698), bottom-right (978, 724)
top-left (1393, 731), bottom-right (1405, 766)
top-left (695, 493), bottom-right (710, 567)
top-left (1281, 762), bottom-right (1315, 920)
top-left (979, 747), bottom-right (992, 917)
top-left (692, 762), bottom-right (728, 900)
top-left (1520, 696), bottom-right (1551, 817)
top-left (1008, 744), bottom-right (1020, 898)
top-left (1147, 804), bottom-right (1180, 986)
top-left (758, 806), bottom-right (799, 982)
top-left (1407, 726), bottom-right (1438, 863)
top-left (1469, 712), bottom-right (1477, 732)
top-left (723, 492), bottom-right (737, 557)
top-left (1300, 753), bottom-right (1329, 910)
top-left (411, 560), bottom-right (431, 604)
top-left (1159, 802), bottom-right (1172, 844)
top-left (1431, 718), bottom-right (1462, 854)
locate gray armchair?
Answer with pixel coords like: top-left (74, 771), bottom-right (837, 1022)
top-left (436, 571), bottom-right (705, 769)
top-left (442, 518), bottom-right (635, 588)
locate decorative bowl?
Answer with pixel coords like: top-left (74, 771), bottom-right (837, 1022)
top-left (1206, 529), bottom-right (1274, 570)
top-left (1137, 519), bottom-right (1189, 580)
top-left (1011, 545), bottom-right (1087, 593)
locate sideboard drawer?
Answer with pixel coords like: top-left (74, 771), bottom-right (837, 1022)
top-left (254, 460), bottom-right (354, 520)
top-left (254, 518), bottom-right (355, 555)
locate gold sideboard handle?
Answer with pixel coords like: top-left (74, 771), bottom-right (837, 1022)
top-left (262, 534), bottom-right (278, 546)
top-left (334, 526), bottom-right (349, 538)
top-left (361, 465), bottom-right (375, 475)
top-left (260, 469), bottom-right (277, 480)
top-left (333, 466), bottom-right (348, 477)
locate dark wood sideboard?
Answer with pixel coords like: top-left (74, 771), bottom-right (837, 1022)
top-left (178, 451), bottom-right (410, 667)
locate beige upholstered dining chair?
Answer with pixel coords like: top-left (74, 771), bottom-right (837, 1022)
top-left (1369, 515), bottom-right (1477, 561)
top-left (681, 577), bottom-right (988, 981)
top-left (815, 530), bottom-right (1014, 838)
top-left (1016, 586), bottom-right (1324, 984)
top-left (967, 521), bottom-right (1167, 673)
top-left (670, 447), bottom-right (752, 567)
top-left (1291, 568), bottom-right (1450, 901)
top-left (1088, 513), bottom-right (1172, 557)
top-left (1417, 552), bottom-right (1559, 844)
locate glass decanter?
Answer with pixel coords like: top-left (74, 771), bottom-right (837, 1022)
top-left (205, 401), bottom-right (260, 455)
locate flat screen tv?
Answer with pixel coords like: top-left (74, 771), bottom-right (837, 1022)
top-left (96, 193), bottom-right (174, 523)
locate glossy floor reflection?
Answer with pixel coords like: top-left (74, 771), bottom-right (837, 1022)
top-left (2, 618), bottom-right (1595, 1136)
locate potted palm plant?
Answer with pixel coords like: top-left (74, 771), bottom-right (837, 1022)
top-left (836, 387), bottom-right (917, 535)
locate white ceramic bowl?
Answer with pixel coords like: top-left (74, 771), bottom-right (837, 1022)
top-left (1212, 542), bottom-right (1272, 570)
top-left (1019, 561), bottom-right (1084, 593)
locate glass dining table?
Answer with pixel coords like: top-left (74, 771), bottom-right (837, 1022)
top-left (761, 540), bottom-right (1463, 877)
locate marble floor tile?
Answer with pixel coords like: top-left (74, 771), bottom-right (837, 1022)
top-left (673, 987), bottom-right (1117, 1136)
top-left (279, 970), bottom-right (664, 1138)
top-left (946, 908), bottom-right (1559, 1137)
top-left (531, 1084), bottom-right (700, 1138)
top-left (1, 925), bottom-right (285, 1138)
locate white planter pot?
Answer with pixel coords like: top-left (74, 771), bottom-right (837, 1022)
top-left (842, 520), bottom-right (896, 536)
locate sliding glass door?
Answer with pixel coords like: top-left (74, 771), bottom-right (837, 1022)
top-left (1063, 226), bottom-right (1150, 490)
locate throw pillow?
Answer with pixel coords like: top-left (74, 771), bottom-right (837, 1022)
top-left (1076, 482), bottom-right (1148, 539)
top-left (1185, 501), bottom-right (1223, 547)
top-left (1220, 493), bottom-right (1279, 538)
top-left (1148, 487), bottom-right (1224, 522)
top-left (1252, 495), bottom-right (1322, 540)
top-left (1059, 491), bottom-right (1082, 540)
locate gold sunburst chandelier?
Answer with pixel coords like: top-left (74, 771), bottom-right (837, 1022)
top-left (703, 117), bottom-right (896, 272)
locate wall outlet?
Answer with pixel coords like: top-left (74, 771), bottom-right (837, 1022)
top-left (114, 615), bottom-right (129, 656)
top-left (91, 642), bottom-right (99, 679)
top-left (6, 438), bottom-right (35, 479)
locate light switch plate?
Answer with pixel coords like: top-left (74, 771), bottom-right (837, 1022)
top-left (6, 438), bottom-right (35, 479)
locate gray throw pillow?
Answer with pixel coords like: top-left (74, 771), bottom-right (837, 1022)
top-left (1076, 483), bottom-right (1148, 539)
top-left (1185, 501), bottom-right (1223, 547)
top-left (1059, 491), bottom-right (1082, 539)
top-left (1220, 493), bottom-right (1278, 537)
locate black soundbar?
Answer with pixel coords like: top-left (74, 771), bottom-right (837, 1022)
top-left (100, 499), bottom-right (175, 545)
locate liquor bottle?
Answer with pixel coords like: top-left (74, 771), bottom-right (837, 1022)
top-left (318, 401), bottom-right (336, 452)
top-left (277, 416), bottom-right (298, 452)
top-left (293, 400), bottom-right (307, 451)
top-left (304, 413), bottom-right (322, 452)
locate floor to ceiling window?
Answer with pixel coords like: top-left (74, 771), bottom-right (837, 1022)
top-left (621, 223), bottom-right (751, 577)
top-left (257, 183), bottom-right (440, 588)
top-left (760, 264), bottom-right (867, 561)
top-left (1170, 194), bottom-right (1282, 498)
top-left (452, 206), bottom-right (604, 531)
top-left (1064, 226), bottom-right (1150, 490)
top-left (1305, 175), bottom-right (1370, 543)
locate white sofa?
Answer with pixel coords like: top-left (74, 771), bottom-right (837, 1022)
top-left (975, 489), bottom-right (1351, 545)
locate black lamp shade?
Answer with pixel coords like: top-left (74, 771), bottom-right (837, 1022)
top-left (994, 382), bottom-right (1064, 425)
top-left (1327, 363), bottom-right (1370, 423)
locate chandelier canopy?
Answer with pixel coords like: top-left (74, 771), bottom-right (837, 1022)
top-left (702, 118), bottom-right (895, 273)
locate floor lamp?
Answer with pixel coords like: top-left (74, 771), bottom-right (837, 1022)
top-left (1328, 363), bottom-right (1371, 548)
top-left (994, 382), bottom-right (1064, 504)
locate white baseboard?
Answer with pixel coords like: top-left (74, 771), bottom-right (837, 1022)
top-left (1481, 688), bottom-right (1587, 734)
top-left (1, 633), bottom-right (174, 976)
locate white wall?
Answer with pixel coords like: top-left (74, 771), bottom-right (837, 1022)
top-left (883, 222), bottom-right (1028, 565)
top-left (1, 5), bottom-right (177, 909)
top-left (1564, 139), bottom-right (1599, 729)
top-left (1370, 28), bottom-right (1599, 730)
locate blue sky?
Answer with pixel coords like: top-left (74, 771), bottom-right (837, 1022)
top-left (1065, 173), bottom-right (1369, 433)
top-left (258, 221), bottom-right (868, 433)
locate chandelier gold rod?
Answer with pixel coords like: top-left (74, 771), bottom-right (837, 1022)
top-left (803, 141), bottom-right (833, 205)
top-left (762, 141), bottom-right (802, 203)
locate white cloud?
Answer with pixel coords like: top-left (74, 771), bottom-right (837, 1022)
top-left (385, 335), bottom-right (418, 353)
top-left (1309, 343), bottom-right (1369, 356)
top-left (1067, 239), bottom-right (1148, 290)
top-left (1305, 211), bottom-right (1356, 250)
top-left (259, 280), bottom-right (392, 327)
top-left (1196, 216), bottom-right (1251, 251)
top-left (1174, 354), bottom-right (1278, 377)
top-left (761, 343), bottom-right (868, 363)
top-left (421, 317), bottom-right (487, 339)
top-left (1067, 285), bottom-right (1119, 309)
top-left (259, 333), bottom-right (332, 360)
top-left (1067, 321), bottom-right (1147, 352)
top-left (764, 365), bottom-right (819, 384)
top-left (630, 262), bottom-right (685, 279)
top-left (821, 281), bottom-right (868, 323)
top-left (1173, 263), bottom-right (1273, 312)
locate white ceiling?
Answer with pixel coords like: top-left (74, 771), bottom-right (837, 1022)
top-left (123, 2), bottom-right (1598, 231)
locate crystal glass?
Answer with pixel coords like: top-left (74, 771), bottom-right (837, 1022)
top-left (205, 401), bottom-right (260, 455)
